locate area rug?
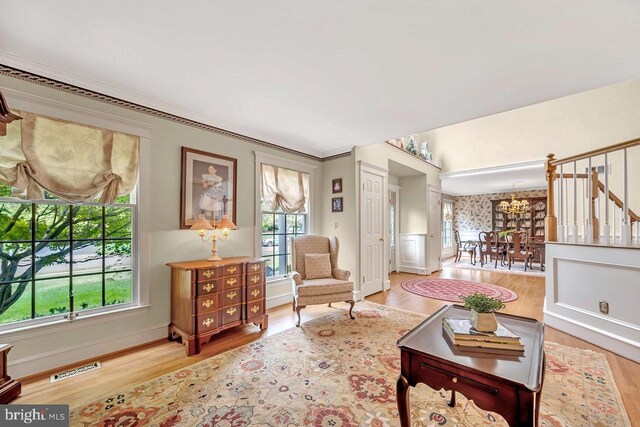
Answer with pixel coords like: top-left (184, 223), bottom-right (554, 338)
top-left (70, 302), bottom-right (630, 427)
top-left (401, 278), bottom-right (518, 303)
top-left (444, 259), bottom-right (546, 277)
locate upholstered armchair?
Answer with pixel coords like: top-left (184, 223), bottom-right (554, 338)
top-left (291, 235), bottom-right (356, 326)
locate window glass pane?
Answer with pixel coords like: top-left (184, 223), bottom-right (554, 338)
top-left (73, 242), bottom-right (103, 275)
top-left (1, 243), bottom-right (31, 282)
top-left (35, 242), bottom-right (70, 279)
top-left (105, 207), bottom-right (131, 238)
top-left (263, 256), bottom-right (275, 278)
top-left (0, 202), bottom-right (31, 241)
top-left (0, 282), bottom-right (32, 324)
top-left (73, 206), bottom-right (103, 240)
top-left (261, 213), bottom-right (277, 233)
top-left (35, 204), bottom-right (70, 240)
top-left (105, 270), bottom-right (132, 306)
top-left (0, 184), bottom-right (12, 198)
top-left (74, 274), bottom-right (103, 311)
top-left (105, 240), bottom-right (132, 272)
top-left (35, 277), bottom-right (70, 318)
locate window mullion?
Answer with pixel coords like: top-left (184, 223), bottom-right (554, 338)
top-left (68, 206), bottom-right (75, 317)
top-left (101, 206), bottom-right (106, 307)
top-left (30, 203), bottom-right (36, 320)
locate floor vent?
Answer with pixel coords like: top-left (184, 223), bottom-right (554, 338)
top-left (50, 361), bottom-right (102, 383)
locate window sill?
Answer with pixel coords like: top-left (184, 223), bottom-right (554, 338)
top-left (266, 276), bottom-right (291, 288)
top-left (0, 305), bottom-right (151, 343)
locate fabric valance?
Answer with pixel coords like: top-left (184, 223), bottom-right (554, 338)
top-left (0, 110), bottom-right (139, 204)
top-left (261, 163), bottom-right (309, 213)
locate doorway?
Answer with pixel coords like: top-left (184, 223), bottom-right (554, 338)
top-left (427, 186), bottom-right (442, 273)
top-left (389, 185), bottom-right (400, 273)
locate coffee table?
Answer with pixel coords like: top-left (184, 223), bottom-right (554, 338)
top-left (397, 305), bottom-right (545, 426)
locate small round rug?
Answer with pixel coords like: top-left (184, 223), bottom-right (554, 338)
top-left (400, 278), bottom-right (518, 303)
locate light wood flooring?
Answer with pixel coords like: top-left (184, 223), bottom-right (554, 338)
top-left (15, 266), bottom-right (640, 425)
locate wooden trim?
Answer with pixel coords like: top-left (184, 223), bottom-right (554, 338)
top-left (550, 137), bottom-right (640, 166)
top-left (0, 64), bottom-right (352, 162)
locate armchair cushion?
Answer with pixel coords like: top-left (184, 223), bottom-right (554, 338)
top-left (297, 278), bottom-right (354, 297)
top-left (304, 253), bottom-right (332, 279)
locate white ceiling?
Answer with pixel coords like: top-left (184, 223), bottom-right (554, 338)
top-left (1, 1), bottom-right (640, 158)
top-left (441, 161), bottom-right (545, 196)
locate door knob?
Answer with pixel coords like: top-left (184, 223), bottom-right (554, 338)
top-left (379, 238), bottom-right (384, 242)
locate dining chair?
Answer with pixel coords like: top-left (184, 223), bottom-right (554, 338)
top-left (454, 230), bottom-right (477, 264)
top-left (507, 231), bottom-right (534, 271)
top-left (478, 231), bottom-right (502, 268)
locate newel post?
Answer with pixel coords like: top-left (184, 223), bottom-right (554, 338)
top-left (545, 153), bottom-right (558, 242)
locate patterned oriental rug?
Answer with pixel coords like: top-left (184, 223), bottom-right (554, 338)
top-left (71, 302), bottom-right (630, 426)
top-left (401, 278), bottom-right (518, 303)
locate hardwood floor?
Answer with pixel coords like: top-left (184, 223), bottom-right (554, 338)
top-left (15, 266), bottom-right (640, 425)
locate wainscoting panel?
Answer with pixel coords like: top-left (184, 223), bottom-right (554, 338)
top-left (399, 233), bottom-right (428, 275)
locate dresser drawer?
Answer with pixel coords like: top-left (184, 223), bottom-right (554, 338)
top-left (221, 304), bottom-right (242, 325)
top-left (247, 261), bottom-right (263, 274)
top-left (221, 275), bottom-right (242, 290)
top-left (220, 288), bottom-right (242, 307)
top-left (247, 299), bottom-right (265, 319)
top-left (196, 312), bottom-right (220, 333)
top-left (196, 294), bottom-right (218, 314)
top-left (247, 284), bottom-right (264, 301)
top-left (223, 264), bottom-right (242, 276)
top-left (247, 272), bottom-right (264, 286)
top-left (197, 268), bottom-right (220, 282)
top-left (196, 279), bottom-right (219, 296)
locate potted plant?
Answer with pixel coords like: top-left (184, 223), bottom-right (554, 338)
top-left (460, 292), bottom-right (506, 332)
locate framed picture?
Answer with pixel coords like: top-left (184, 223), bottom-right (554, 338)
top-left (332, 197), bottom-right (343, 213)
top-left (332, 178), bottom-right (342, 194)
top-left (180, 146), bottom-right (237, 229)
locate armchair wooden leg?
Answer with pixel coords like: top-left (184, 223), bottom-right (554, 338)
top-left (346, 300), bottom-right (355, 319)
top-left (295, 305), bottom-right (306, 327)
top-left (292, 298), bottom-right (296, 312)
top-left (328, 303), bottom-right (332, 307)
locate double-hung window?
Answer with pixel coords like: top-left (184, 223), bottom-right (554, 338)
top-left (258, 158), bottom-right (312, 281)
top-left (442, 200), bottom-right (453, 250)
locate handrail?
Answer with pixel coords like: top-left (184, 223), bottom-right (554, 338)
top-left (549, 137), bottom-right (640, 166)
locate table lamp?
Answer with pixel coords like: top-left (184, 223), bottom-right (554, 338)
top-left (190, 214), bottom-right (237, 261)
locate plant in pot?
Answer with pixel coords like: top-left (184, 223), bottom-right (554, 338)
top-left (460, 292), bottom-right (506, 332)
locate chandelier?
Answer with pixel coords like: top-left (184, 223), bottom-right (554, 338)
top-left (499, 194), bottom-right (530, 215)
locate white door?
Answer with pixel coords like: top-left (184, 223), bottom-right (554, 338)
top-left (361, 170), bottom-right (385, 297)
top-left (389, 189), bottom-right (398, 272)
top-left (427, 187), bottom-right (442, 273)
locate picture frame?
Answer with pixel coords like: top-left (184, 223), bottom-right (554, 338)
top-left (332, 178), bottom-right (342, 194)
top-left (180, 146), bottom-right (237, 229)
top-left (331, 197), bottom-right (343, 213)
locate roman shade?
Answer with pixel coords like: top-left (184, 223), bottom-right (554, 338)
top-left (261, 163), bottom-right (309, 213)
top-left (0, 110), bottom-right (139, 203)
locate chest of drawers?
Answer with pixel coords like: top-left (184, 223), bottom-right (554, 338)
top-left (166, 257), bottom-right (268, 356)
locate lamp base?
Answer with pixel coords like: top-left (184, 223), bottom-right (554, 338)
top-left (209, 239), bottom-right (221, 262)
top-left (208, 254), bottom-right (222, 262)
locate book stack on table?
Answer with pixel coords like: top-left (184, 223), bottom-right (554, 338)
top-left (443, 317), bottom-right (524, 356)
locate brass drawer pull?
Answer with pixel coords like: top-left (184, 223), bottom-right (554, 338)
top-left (227, 278), bottom-right (237, 286)
top-left (202, 299), bottom-right (215, 309)
top-left (452, 377), bottom-right (458, 383)
top-left (251, 264), bottom-right (260, 271)
top-left (251, 289), bottom-right (260, 298)
top-left (226, 307), bottom-right (237, 315)
top-left (202, 283), bottom-right (215, 292)
top-left (202, 270), bottom-right (214, 279)
top-left (202, 318), bottom-right (215, 327)
top-left (226, 291), bottom-right (237, 300)
top-left (251, 305), bottom-right (260, 314)
top-left (227, 266), bottom-right (238, 274)
top-left (250, 275), bottom-right (260, 284)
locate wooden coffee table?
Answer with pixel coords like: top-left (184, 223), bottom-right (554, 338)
top-left (397, 305), bottom-right (545, 426)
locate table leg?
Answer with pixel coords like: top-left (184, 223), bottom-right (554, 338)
top-left (396, 374), bottom-right (411, 427)
top-left (447, 389), bottom-right (456, 407)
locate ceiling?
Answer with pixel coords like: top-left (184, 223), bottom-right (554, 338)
top-left (440, 161), bottom-right (545, 196)
top-left (1, 1), bottom-right (639, 158)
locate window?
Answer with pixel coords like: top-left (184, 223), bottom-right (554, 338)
top-left (0, 185), bottom-right (135, 329)
top-left (442, 200), bottom-right (453, 250)
top-left (257, 156), bottom-right (313, 281)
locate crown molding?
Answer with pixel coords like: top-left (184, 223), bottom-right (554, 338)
top-left (0, 58), bottom-right (352, 162)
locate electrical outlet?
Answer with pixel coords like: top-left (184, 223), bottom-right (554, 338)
top-left (599, 301), bottom-right (609, 315)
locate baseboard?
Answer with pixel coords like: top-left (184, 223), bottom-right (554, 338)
top-left (9, 324), bottom-right (167, 379)
top-left (544, 309), bottom-right (640, 363)
top-left (398, 266), bottom-right (429, 275)
top-left (384, 280), bottom-right (391, 291)
top-left (266, 292), bottom-right (293, 309)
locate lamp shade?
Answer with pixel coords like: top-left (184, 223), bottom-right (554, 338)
top-left (216, 215), bottom-right (238, 231)
top-left (190, 214), bottom-right (214, 231)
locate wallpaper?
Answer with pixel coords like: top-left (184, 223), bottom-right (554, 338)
top-left (453, 190), bottom-right (547, 232)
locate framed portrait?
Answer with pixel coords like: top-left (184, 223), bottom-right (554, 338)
top-left (332, 178), bottom-right (342, 194)
top-left (331, 197), bottom-right (343, 213)
top-left (180, 147), bottom-right (237, 229)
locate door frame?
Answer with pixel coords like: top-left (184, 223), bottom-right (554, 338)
top-left (388, 184), bottom-right (401, 273)
top-left (427, 185), bottom-right (442, 273)
top-left (358, 161), bottom-right (389, 299)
